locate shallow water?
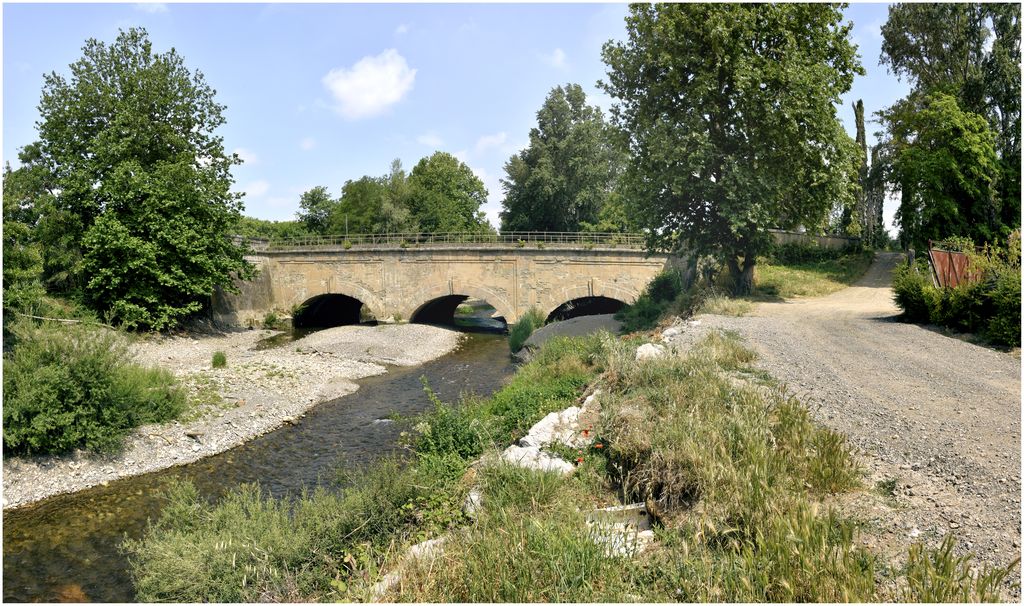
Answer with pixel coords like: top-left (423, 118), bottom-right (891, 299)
top-left (2, 333), bottom-right (513, 603)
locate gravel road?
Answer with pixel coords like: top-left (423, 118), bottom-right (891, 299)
top-left (664, 252), bottom-right (1021, 595)
top-left (2, 324), bottom-right (462, 510)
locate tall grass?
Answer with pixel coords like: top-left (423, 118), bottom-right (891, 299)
top-left (126, 334), bottom-right (608, 602)
top-left (508, 307), bottom-right (546, 353)
top-left (126, 330), bottom-right (1013, 602)
top-left (3, 321), bottom-right (185, 455)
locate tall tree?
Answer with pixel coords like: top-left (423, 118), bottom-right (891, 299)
top-left (296, 186), bottom-right (335, 234)
top-left (888, 93), bottom-right (999, 249)
top-left (499, 84), bottom-right (624, 232)
top-left (407, 152), bottom-right (491, 232)
top-left (331, 176), bottom-right (388, 234)
top-left (32, 28), bottom-right (253, 329)
top-left (879, 3), bottom-right (1021, 245)
top-left (601, 4), bottom-right (861, 294)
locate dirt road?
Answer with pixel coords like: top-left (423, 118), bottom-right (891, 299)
top-left (670, 252), bottom-right (1021, 591)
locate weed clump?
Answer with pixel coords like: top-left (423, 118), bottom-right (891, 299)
top-left (508, 307), bottom-right (546, 354)
top-left (211, 351), bottom-right (227, 369)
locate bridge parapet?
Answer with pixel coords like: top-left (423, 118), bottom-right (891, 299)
top-left (242, 231), bottom-right (647, 253)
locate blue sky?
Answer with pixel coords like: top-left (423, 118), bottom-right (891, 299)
top-left (3, 2), bottom-right (908, 231)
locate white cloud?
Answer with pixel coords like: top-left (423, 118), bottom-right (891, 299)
top-left (475, 132), bottom-right (508, 154)
top-left (321, 49), bottom-right (417, 119)
top-left (540, 48), bottom-right (568, 69)
top-left (300, 137), bottom-right (316, 151)
top-left (416, 132), bottom-right (444, 147)
top-left (395, 23), bottom-right (410, 35)
top-left (134, 3), bottom-right (168, 14)
top-left (452, 149), bottom-right (469, 163)
top-left (233, 147), bottom-right (259, 165)
top-left (244, 180), bottom-right (270, 198)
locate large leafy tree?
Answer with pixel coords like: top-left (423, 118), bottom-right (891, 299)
top-left (31, 28), bottom-right (252, 329)
top-left (407, 152), bottom-right (491, 232)
top-left (601, 4), bottom-right (861, 294)
top-left (330, 177), bottom-right (388, 234)
top-left (887, 93), bottom-right (999, 249)
top-left (296, 186), bottom-right (335, 234)
top-left (499, 84), bottom-right (625, 232)
top-left (879, 3), bottom-right (1021, 245)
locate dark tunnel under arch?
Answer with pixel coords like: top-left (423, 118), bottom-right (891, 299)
top-left (410, 295), bottom-right (508, 331)
top-left (292, 293), bottom-right (374, 328)
top-left (545, 296), bottom-right (626, 323)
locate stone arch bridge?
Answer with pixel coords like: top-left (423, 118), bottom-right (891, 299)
top-left (212, 233), bottom-right (673, 326)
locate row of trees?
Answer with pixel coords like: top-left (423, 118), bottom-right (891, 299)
top-left (875, 3), bottom-right (1020, 250)
top-left (296, 153), bottom-right (491, 237)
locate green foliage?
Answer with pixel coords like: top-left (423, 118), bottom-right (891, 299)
top-left (508, 307), bottom-right (546, 354)
top-left (3, 322), bottom-right (184, 455)
top-left (296, 186), bottom-right (335, 234)
top-left (412, 378), bottom-right (488, 460)
top-left (891, 236), bottom-right (1021, 346)
top-left (885, 93), bottom-right (1001, 249)
top-left (879, 3), bottom-right (1021, 247)
top-left (890, 260), bottom-right (936, 323)
top-left (232, 216), bottom-right (310, 240)
top-left (2, 162), bottom-right (46, 322)
top-left (601, 4), bottom-right (862, 294)
top-left (500, 84), bottom-right (625, 232)
top-left (408, 152), bottom-right (492, 233)
top-left (30, 28), bottom-right (253, 330)
top-left (754, 250), bottom-right (875, 299)
top-left (125, 454), bottom-right (467, 603)
top-left (615, 269), bottom-right (686, 333)
top-left (211, 351), bottom-right (227, 369)
top-left (901, 534), bottom-right (1018, 602)
top-left (262, 312), bottom-right (278, 329)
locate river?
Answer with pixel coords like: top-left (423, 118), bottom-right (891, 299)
top-left (2, 331), bottom-right (513, 603)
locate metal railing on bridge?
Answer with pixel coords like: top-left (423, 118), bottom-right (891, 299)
top-left (242, 231), bottom-right (648, 252)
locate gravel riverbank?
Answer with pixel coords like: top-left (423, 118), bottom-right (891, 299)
top-left (2, 324), bottom-right (463, 510)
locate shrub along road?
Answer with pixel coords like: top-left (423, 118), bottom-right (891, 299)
top-left (670, 252), bottom-right (1021, 594)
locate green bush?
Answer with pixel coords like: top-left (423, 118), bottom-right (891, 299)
top-left (509, 307), bottom-right (546, 353)
top-left (616, 269), bottom-right (687, 333)
top-left (211, 351), bottom-right (227, 369)
top-left (262, 312), bottom-right (279, 329)
top-left (3, 323), bottom-right (185, 455)
top-left (987, 268), bottom-right (1021, 347)
top-left (765, 242), bottom-right (856, 265)
top-left (413, 379), bottom-right (488, 459)
top-left (891, 260), bottom-right (937, 323)
top-left (891, 236), bottom-right (1021, 347)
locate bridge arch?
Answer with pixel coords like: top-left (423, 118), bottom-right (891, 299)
top-left (541, 283), bottom-right (641, 323)
top-left (284, 279), bottom-right (385, 326)
top-left (404, 284), bottom-right (515, 324)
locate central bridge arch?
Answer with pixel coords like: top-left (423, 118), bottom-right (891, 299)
top-left (404, 284), bottom-right (515, 324)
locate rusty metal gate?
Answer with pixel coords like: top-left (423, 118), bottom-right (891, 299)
top-left (927, 241), bottom-right (981, 288)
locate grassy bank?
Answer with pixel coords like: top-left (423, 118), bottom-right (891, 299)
top-left (123, 328), bottom-right (1013, 601)
top-left (615, 244), bottom-right (875, 331)
top-left (753, 245), bottom-right (875, 300)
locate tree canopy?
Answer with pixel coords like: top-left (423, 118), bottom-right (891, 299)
top-left (601, 3), bottom-right (862, 294)
top-left (499, 84), bottom-right (625, 232)
top-left (28, 28), bottom-right (252, 329)
top-left (407, 152), bottom-right (491, 233)
top-left (878, 3), bottom-right (1021, 246)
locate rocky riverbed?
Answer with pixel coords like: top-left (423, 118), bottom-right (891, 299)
top-left (2, 324), bottom-right (463, 510)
